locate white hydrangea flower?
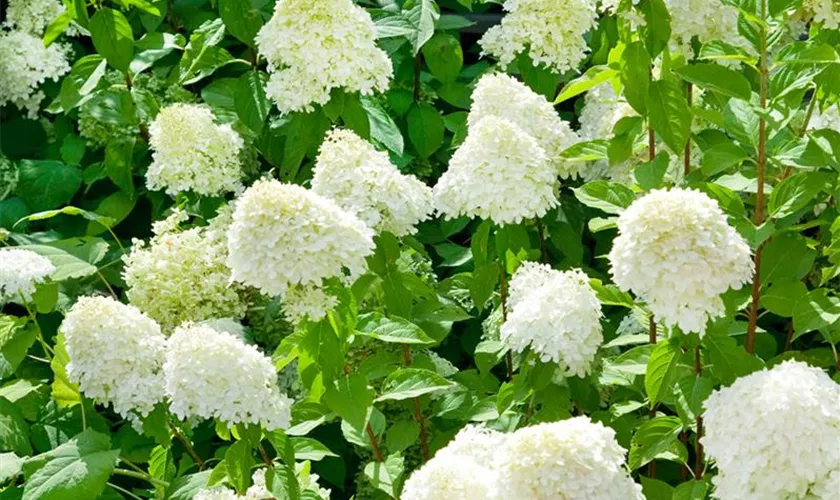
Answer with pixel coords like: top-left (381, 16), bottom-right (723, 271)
top-left (195, 468), bottom-right (330, 500)
top-left (62, 296), bottom-right (166, 419)
top-left (578, 83), bottom-right (637, 142)
top-left (468, 73), bottom-right (581, 179)
top-left (664, 0), bottom-right (749, 59)
top-left (810, 103), bottom-right (840, 131)
top-left (433, 116), bottom-right (558, 225)
top-left (703, 361), bottom-right (840, 500)
top-left (0, 248), bottom-right (55, 304)
top-left (255, 0), bottom-right (392, 114)
top-left (227, 179), bottom-right (375, 297)
top-left (3, 0), bottom-right (66, 36)
top-left (312, 128), bottom-right (433, 236)
top-left (401, 426), bottom-right (505, 500)
top-left (0, 31), bottom-right (70, 118)
top-left (199, 318), bottom-right (247, 340)
top-left (282, 284), bottom-right (338, 325)
top-left (501, 263), bottom-right (603, 377)
top-left (479, 0), bottom-right (598, 73)
top-left (146, 104), bottom-right (244, 196)
top-left (496, 417), bottom-right (643, 499)
top-left (805, 0), bottom-right (840, 29)
top-left (608, 188), bottom-right (753, 335)
top-left (164, 323), bottom-right (293, 430)
top-left (123, 213), bottom-right (245, 332)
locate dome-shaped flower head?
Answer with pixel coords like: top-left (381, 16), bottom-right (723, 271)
top-left (664, 0), bottom-right (749, 59)
top-left (401, 425), bottom-right (505, 500)
top-left (123, 210), bottom-right (246, 332)
top-left (146, 103), bottom-right (244, 196)
top-left (0, 248), bottom-right (55, 304)
top-left (0, 31), bottom-right (70, 118)
top-left (255, 0), bottom-right (392, 114)
top-left (61, 296), bottom-right (166, 419)
top-left (226, 179), bottom-right (375, 297)
top-left (703, 360), bottom-right (840, 499)
top-left (164, 323), bottom-right (293, 430)
top-left (468, 73), bottom-right (581, 179)
top-left (433, 116), bottom-right (557, 225)
top-left (805, 0), bottom-right (840, 29)
top-left (479, 0), bottom-right (598, 73)
top-left (312, 128), bottom-right (433, 236)
top-left (608, 188), bottom-right (753, 335)
top-left (501, 263), bottom-right (603, 377)
top-left (3, 0), bottom-right (67, 36)
top-left (496, 417), bottom-right (643, 499)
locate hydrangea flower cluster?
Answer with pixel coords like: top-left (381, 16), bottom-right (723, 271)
top-left (0, 248), bottom-right (55, 304)
top-left (479, 0), bottom-right (599, 73)
top-left (500, 263), bottom-right (603, 377)
top-left (312, 129), bottom-right (433, 236)
top-left (163, 323), bottom-right (293, 430)
top-left (810, 103), bottom-right (840, 131)
top-left (433, 115), bottom-right (557, 225)
top-left (0, 30), bottom-right (70, 118)
top-left (496, 417), bottom-right (644, 499)
top-left (805, 0), bottom-right (840, 29)
top-left (62, 296), bottom-right (167, 420)
top-left (401, 426), bottom-right (504, 500)
top-left (2, 0), bottom-right (67, 36)
top-left (578, 83), bottom-right (636, 143)
top-left (608, 188), bottom-right (753, 335)
top-left (663, 0), bottom-right (749, 59)
top-left (195, 468), bottom-right (330, 500)
top-left (227, 179), bottom-right (375, 297)
top-left (468, 73), bottom-right (581, 179)
top-left (282, 284), bottom-right (339, 324)
top-left (122, 210), bottom-right (246, 332)
top-left (255, 0), bottom-right (392, 114)
top-left (146, 104), bottom-right (244, 196)
top-left (703, 361), bottom-right (840, 499)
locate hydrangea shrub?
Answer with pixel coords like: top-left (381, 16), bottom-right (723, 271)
top-left (0, 0), bottom-right (839, 499)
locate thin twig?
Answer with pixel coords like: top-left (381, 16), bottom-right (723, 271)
top-left (536, 219), bottom-right (549, 264)
top-left (746, 0), bottom-right (770, 355)
top-left (694, 346), bottom-right (704, 478)
top-left (366, 423), bottom-right (384, 462)
top-left (259, 445), bottom-right (273, 468)
top-left (402, 345), bottom-right (431, 461)
top-left (500, 266), bottom-right (513, 379)
top-left (170, 424), bottom-right (206, 470)
top-left (112, 469), bottom-right (169, 489)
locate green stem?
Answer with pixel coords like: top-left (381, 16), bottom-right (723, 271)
top-left (112, 469), bottom-right (169, 489)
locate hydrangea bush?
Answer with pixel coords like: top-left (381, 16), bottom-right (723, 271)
top-left (0, 0), bottom-right (839, 499)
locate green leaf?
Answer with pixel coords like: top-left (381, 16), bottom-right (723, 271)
top-left (59, 56), bottom-right (108, 112)
top-left (768, 172), bottom-right (828, 218)
top-left (673, 480), bottom-right (710, 500)
top-left (50, 335), bottom-right (81, 408)
top-left (0, 398), bottom-right (31, 456)
top-left (769, 0), bottom-right (804, 18)
top-left (43, 11), bottom-right (72, 47)
top-left (674, 375), bottom-right (713, 423)
top-left (148, 446), bottom-right (175, 498)
top-left (761, 233), bottom-right (817, 285)
top-left (363, 454), bottom-right (404, 498)
top-left (701, 141), bottom-right (750, 177)
top-left (703, 328), bottom-right (764, 386)
top-left (572, 181), bottom-right (635, 214)
top-left (17, 245), bottom-right (98, 282)
top-left (640, 476), bottom-right (674, 500)
top-left (22, 429), bottom-right (119, 500)
top-left (762, 280), bottom-right (808, 318)
top-left (104, 138), bottom-right (135, 197)
top-left (0, 452), bottom-right (23, 485)
top-left (641, 0), bottom-right (671, 58)
top-left (131, 32), bottom-right (185, 75)
top-left (407, 103), bottom-right (444, 158)
top-left (165, 471), bottom-right (211, 500)
top-left (590, 279), bottom-right (635, 308)
top-left (16, 161), bottom-right (82, 212)
top-left (620, 42), bottom-right (651, 115)
top-left (290, 438), bottom-right (337, 461)
top-left (361, 97), bottom-right (404, 155)
top-left (555, 66), bottom-right (618, 104)
top-left (218, 0), bottom-right (270, 46)
top-left (561, 140), bottom-right (609, 162)
top-left (224, 440), bottom-right (255, 494)
top-left (385, 421), bottom-right (420, 452)
top-left (645, 340), bottom-right (681, 408)
top-left (647, 80), bottom-right (691, 154)
top-left (674, 64), bottom-right (752, 100)
top-left (356, 313), bottom-right (435, 345)
top-left (405, 0), bottom-right (440, 54)
top-left (793, 288), bottom-right (840, 337)
top-left (235, 72), bottom-right (270, 134)
top-left (635, 152), bottom-right (669, 190)
top-left (322, 374), bottom-right (374, 433)
top-left (628, 416), bottom-right (683, 470)
top-left (0, 317), bottom-right (37, 380)
top-left (89, 8), bottom-right (134, 73)
top-left (469, 263), bottom-right (499, 311)
top-left (421, 33), bottom-right (463, 83)
top-left (177, 19), bottom-right (244, 85)
top-left (723, 99), bottom-right (759, 149)
top-left (86, 192), bottom-right (136, 236)
top-left (376, 368), bottom-right (455, 402)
